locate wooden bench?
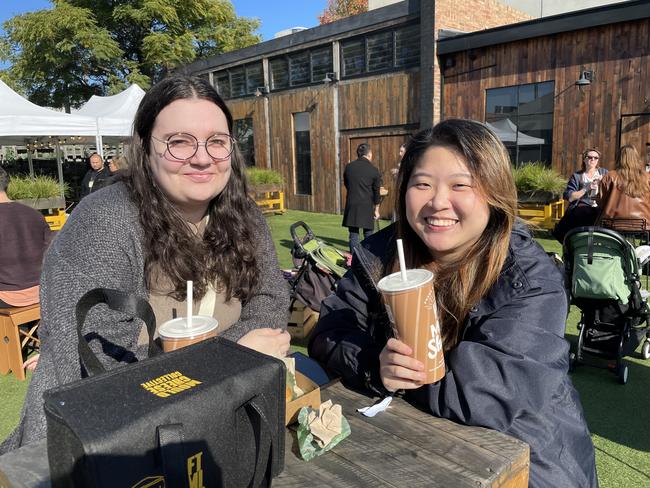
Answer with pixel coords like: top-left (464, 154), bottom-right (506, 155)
top-left (0, 304), bottom-right (41, 381)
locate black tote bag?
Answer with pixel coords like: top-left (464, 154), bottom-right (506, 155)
top-left (44, 288), bottom-right (285, 488)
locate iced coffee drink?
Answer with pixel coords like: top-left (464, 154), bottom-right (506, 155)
top-left (377, 269), bottom-right (445, 384)
top-left (158, 316), bottom-right (218, 352)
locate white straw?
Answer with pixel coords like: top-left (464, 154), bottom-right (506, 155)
top-left (187, 280), bottom-right (193, 329)
top-left (396, 239), bottom-right (408, 282)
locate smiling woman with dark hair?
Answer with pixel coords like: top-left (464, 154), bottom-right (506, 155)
top-left (309, 119), bottom-right (597, 487)
top-left (1, 74), bottom-right (290, 453)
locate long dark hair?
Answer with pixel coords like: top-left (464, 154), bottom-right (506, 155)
top-left (125, 74), bottom-right (259, 302)
top-left (392, 119), bottom-right (517, 350)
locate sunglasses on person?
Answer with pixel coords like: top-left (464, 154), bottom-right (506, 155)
top-left (152, 133), bottom-right (235, 161)
top-left (585, 155), bottom-right (600, 160)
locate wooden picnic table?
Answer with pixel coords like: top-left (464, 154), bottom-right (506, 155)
top-left (0, 382), bottom-right (529, 487)
top-left (276, 381), bottom-right (529, 487)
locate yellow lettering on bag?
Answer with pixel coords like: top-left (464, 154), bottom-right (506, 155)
top-left (140, 371), bottom-right (202, 398)
top-left (131, 475), bottom-right (165, 488)
top-left (187, 452), bottom-right (205, 488)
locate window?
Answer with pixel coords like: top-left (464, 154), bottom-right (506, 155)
top-left (212, 62), bottom-right (264, 99)
top-left (341, 23), bottom-right (420, 78)
top-left (270, 58), bottom-right (289, 90)
top-left (234, 118), bottom-right (255, 167)
top-left (293, 112), bottom-right (312, 195)
top-left (289, 51), bottom-right (310, 86)
top-left (269, 46), bottom-right (333, 91)
top-left (485, 81), bottom-right (555, 167)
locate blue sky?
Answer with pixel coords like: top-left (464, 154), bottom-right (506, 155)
top-left (0, 0), bottom-right (327, 41)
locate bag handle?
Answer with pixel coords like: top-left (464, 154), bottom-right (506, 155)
top-left (157, 424), bottom-right (188, 488)
top-left (243, 397), bottom-right (276, 488)
top-left (76, 288), bottom-right (161, 376)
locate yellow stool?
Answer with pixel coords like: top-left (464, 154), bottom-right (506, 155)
top-left (0, 304), bottom-right (41, 381)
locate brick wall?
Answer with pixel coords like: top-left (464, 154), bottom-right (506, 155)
top-left (430, 0), bottom-right (533, 123)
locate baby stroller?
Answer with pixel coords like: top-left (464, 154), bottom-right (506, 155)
top-left (563, 226), bottom-right (650, 384)
top-left (285, 221), bottom-right (351, 339)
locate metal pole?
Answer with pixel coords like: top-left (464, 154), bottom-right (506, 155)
top-left (56, 140), bottom-right (64, 197)
top-left (27, 140), bottom-right (34, 177)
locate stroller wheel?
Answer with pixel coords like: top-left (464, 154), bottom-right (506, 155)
top-left (642, 340), bottom-right (650, 360)
top-left (568, 352), bottom-right (578, 372)
top-left (617, 364), bottom-right (629, 385)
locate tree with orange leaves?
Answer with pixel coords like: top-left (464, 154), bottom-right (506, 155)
top-left (318, 0), bottom-right (369, 24)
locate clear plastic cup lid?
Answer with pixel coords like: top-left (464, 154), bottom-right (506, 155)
top-left (377, 269), bottom-right (433, 292)
top-left (158, 315), bottom-right (218, 339)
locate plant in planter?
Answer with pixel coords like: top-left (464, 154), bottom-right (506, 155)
top-left (513, 162), bottom-right (566, 204)
top-left (7, 175), bottom-right (69, 210)
top-left (246, 167), bottom-right (284, 193)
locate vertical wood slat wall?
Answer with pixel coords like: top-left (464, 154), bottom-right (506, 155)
top-left (227, 71), bottom-right (421, 215)
top-left (441, 18), bottom-right (650, 177)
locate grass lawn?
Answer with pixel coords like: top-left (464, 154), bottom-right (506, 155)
top-left (1, 209), bottom-right (648, 487)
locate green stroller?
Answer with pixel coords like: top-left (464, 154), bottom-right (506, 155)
top-left (563, 226), bottom-right (650, 384)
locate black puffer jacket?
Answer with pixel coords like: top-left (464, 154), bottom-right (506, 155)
top-left (309, 223), bottom-right (598, 488)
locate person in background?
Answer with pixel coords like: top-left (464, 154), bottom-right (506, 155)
top-left (551, 148), bottom-right (608, 243)
top-left (0, 74), bottom-right (290, 453)
top-left (309, 119), bottom-right (597, 487)
top-left (0, 166), bottom-right (52, 309)
top-left (342, 143), bottom-right (382, 252)
top-left (390, 143), bottom-right (407, 222)
top-left (94, 155), bottom-right (127, 191)
top-left (597, 144), bottom-right (650, 226)
top-left (79, 152), bottom-right (110, 198)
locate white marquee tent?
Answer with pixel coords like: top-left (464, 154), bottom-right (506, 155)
top-left (486, 118), bottom-right (546, 146)
top-left (0, 79), bottom-right (100, 184)
top-left (75, 84), bottom-right (145, 145)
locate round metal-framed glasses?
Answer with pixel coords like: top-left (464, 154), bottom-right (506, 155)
top-left (151, 132), bottom-right (235, 161)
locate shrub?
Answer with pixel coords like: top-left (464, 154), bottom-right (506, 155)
top-left (246, 167), bottom-right (284, 186)
top-left (7, 175), bottom-right (69, 200)
top-left (512, 162), bottom-right (566, 198)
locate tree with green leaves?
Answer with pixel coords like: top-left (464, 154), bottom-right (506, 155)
top-left (0, 0), bottom-right (261, 111)
top-left (318, 0), bottom-right (368, 24)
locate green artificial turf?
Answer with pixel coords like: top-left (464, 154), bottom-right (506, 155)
top-left (1, 211), bottom-right (648, 487)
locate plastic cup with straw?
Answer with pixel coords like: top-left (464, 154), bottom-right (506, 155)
top-left (376, 238), bottom-right (446, 383)
top-left (157, 279), bottom-right (219, 352)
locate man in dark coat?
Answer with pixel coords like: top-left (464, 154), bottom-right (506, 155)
top-left (80, 152), bottom-right (110, 198)
top-left (342, 143), bottom-right (382, 252)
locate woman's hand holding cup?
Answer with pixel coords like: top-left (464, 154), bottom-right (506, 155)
top-left (238, 327), bottom-right (291, 358)
top-left (379, 338), bottom-right (427, 392)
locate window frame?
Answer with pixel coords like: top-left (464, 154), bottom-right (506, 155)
top-left (340, 22), bottom-right (420, 80)
top-left (211, 61), bottom-right (264, 100)
top-left (485, 81), bottom-right (555, 168)
top-left (269, 45), bottom-right (334, 92)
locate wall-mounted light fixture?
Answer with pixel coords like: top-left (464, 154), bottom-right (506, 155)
top-left (254, 86), bottom-right (269, 97)
top-left (575, 68), bottom-right (594, 86)
top-left (323, 72), bottom-right (338, 84)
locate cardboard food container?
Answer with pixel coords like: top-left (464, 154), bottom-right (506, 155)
top-left (285, 371), bottom-right (321, 425)
top-left (287, 301), bottom-right (319, 340)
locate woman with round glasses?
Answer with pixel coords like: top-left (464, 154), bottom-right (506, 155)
top-left (0, 74), bottom-right (290, 452)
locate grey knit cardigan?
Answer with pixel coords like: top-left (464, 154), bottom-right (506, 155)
top-left (0, 182), bottom-right (289, 452)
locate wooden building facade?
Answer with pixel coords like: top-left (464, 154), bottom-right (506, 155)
top-left (187, 0), bottom-right (648, 215)
top-left (438, 0), bottom-right (650, 177)
top-left (186, 0), bottom-right (529, 216)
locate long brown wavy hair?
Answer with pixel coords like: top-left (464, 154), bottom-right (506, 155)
top-left (392, 119), bottom-right (517, 350)
top-left (125, 74), bottom-right (259, 302)
top-left (615, 144), bottom-right (648, 199)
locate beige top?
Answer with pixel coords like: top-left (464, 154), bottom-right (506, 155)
top-left (137, 216), bottom-right (242, 345)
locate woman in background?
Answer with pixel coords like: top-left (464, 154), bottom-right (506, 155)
top-left (309, 119), bottom-right (597, 487)
top-left (597, 144), bottom-right (650, 228)
top-left (552, 148), bottom-right (608, 242)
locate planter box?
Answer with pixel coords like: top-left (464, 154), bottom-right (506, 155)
top-left (517, 191), bottom-right (561, 204)
top-left (517, 199), bottom-right (565, 230)
top-left (249, 185), bottom-right (286, 215)
top-left (15, 197), bottom-right (66, 211)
